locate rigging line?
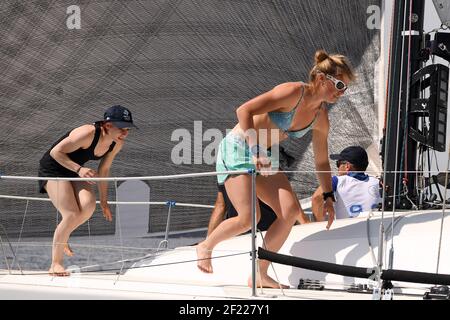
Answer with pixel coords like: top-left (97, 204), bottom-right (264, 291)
top-left (422, 202), bottom-right (450, 208)
top-left (434, 149), bottom-right (441, 172)
top-left (416, 144), bottom-right (424, 204)
top-left (0, 233), bottom-right (10, 273)
top-left (81, 251), bottom-right (251, 274)
top-left (11, 199), bottom-right (28, 274)
top-left (78, 253), bottom-right (168, 270)
top-left (56, 180), bottom-right (60, 228)
top-left (114, 180), bottom-right (126, 284)
top-left (4, 242), bottom-right (250, 262)
top-left (383, 0), bottom-right (397, 129)
top-left (391, 0), bottom-right (409, 212)
top-left (384, 214), bottom-right (413, 241)
top-left (366, 211), bottom-right (378, 268)
top-left (424, 146), bottom-right (430, 202)
top-left (6, 241), bottom-right (248, 254)
top-left (419, 23), bottom-right (429, 206)
top-left (378, 0), bottom-right (404, 288)
top-left (0, 223), bottom-right (23, 274)
top-left (2, 170), bottom-right (449, 182)
top-left (258, 170), bottom-right (449, 174)
top-left (157, 201), bottom-right (174, 251)
top-left (77, 247), bottom-right (251, 271)
top-left (420, 147), bottom-right (424, 203)
top-left (436, 141), bottom-right (450, 274)
top-left (388, 0), bottom-right (413, 271)
top-left (257, 230), bottom-right (286, 296)
top-left (430, 148), bottom-right (441, 202)
top-left (49, 180), bottom-right (61, 281)
top-left (0, 195), bottom-right (214, 209)
top-left (86, 218), bottom-right (92, 270)
top-left (401, 0), bottom-right (415, 182)
top-left (0, 170), bottom-right (250, 182)
top-left (418, 59), bottom-right (428, 199)
top-left (10, 251), bottom-right (251, 276)
top-left (424, 146), bottom-right (429, 201)
top-left (251, 170), bottom-right (257, 297)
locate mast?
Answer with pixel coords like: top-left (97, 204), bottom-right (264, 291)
top-left (382, 0), bottom-right (426, 209)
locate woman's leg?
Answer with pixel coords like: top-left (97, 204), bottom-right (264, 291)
top-left (197, 174), bottom-right (261, 273)
top-left (45, 180), bottom-right (96, 276)
top-left (250, 172), bottom-right (301, 288)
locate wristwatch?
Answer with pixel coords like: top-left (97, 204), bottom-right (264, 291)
top-left (322, 191), bottom-right (336, 202)
top-left (250, 144), bottom-right (266, 157)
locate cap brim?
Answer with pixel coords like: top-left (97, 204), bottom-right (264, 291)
top-left (329, 154), bottom-right (342, 160)
top-left (111, 121), bottom-right (138, 129)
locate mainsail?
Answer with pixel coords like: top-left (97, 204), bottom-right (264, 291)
top-left (0, 1), bottom-right (380, 238)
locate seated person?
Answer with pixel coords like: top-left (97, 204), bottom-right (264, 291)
top-left (312, 146), bottom-right (381, 220)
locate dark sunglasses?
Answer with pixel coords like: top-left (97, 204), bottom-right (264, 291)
top-left (326, 74), bottom-right (348, 92)
top-left (336, 160), bottom-right (348, 167)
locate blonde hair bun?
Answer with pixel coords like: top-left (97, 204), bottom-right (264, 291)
top-left (314, 49), bottom-right (329, 65)
top-left (309, 49), bottom-right (355, 82)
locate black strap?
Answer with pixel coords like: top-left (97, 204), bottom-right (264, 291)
top-left (322, 191), bottom-right (336, 202)
top-left (107, 141), bottom-right (116, 152)
top-left (90, 123), bottom-right (102, 151)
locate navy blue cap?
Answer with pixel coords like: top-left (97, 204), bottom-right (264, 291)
top-left (103, 105), bottom-right (137, 129)
top-left (330, 146), bottom-right (368, 170)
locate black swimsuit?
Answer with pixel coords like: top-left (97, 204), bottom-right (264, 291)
top-left (38, 122), bottom-right (116, 193)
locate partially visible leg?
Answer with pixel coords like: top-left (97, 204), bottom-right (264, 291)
top-left (64, 181), bottom-right (97, 255)
top-left (197, 175), bottom-right (260, 273)
top-left (206, 192), bottom-right (226, 236)
top-left (64, 243), bottom-right (74, 257)
top-left (46, 181), bottom-right (96, 276)
top-left (247, 173), bottom-right (301, 288)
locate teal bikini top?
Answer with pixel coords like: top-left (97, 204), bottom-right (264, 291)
top-left (268, 85), bottom-right (320, 139)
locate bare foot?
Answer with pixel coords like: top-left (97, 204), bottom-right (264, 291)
top-left (196, 242), bottom-right (213, 273)
top-left (48, 263), bottom-right (70, 277)
top-left (64, 243), bottom-right (74, 257)
top-left (248, 274), bottom-right (290, 289)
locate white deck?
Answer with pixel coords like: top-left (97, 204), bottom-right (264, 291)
top-left (0, 271), bottom-right (421, 300)
top-left (0, 209), bottom-right (448, 300)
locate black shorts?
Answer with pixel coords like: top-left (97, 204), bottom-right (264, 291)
top-left (217, 184), bottom-right (277, 231)
top-left (37, 166), bottom-right (78, 194)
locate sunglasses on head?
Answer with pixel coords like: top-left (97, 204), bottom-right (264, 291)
top-left (326, 74), bottom-right (348, 92)
top-left (336, 160), bottom-right (348, 167)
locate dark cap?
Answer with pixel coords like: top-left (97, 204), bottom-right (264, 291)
top-left (103, 105), bottom-right (137, 129)
top-left (330, 146), bottom-right (368, 170)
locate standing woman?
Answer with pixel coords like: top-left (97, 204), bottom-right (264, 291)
top-left (38, 105), bottom-right (137, 276)
top-left (197, 50), bottom-right (355, 288)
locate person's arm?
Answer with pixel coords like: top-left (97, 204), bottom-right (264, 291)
top-left (207, 192), bottom-right (227, 236)
top-left (97, 140), bottom-right (124, 221)
top-left (49, 125), bottom-right (98, 181)
top-left (311, 106), bottom-right (335, 229)
top-left (236, 83), bottom-right (299, 139)
top-left (236, 83), bottom-right (303, 173)
top-left (311, 185), bottom-right (325, 221)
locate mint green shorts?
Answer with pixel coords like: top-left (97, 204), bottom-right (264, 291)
top-left (216, 132), bottom-right (279, 184)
